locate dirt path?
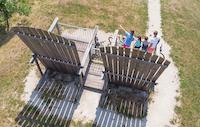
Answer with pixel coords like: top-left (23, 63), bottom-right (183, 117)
top-left (21, 67), bottom-right (39, 103)
top-left (146, 0), bottom-right (180, 126)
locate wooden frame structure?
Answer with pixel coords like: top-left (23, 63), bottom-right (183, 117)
top-left (12, 18), bottom-right (99, 126)
top-left (12, 18), bottom-right (171, 124)
top-left (11, 17), bottom-right (98, 83)
top-left (99, 46), bottom-right (170, 117)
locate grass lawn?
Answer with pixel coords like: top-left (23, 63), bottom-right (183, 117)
top-left (161, 0), bottom-right (200, 126)
top-left (0, 0), bottom-right (147, 126)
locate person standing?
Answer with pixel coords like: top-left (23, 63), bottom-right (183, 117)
top-left (148, 31), bottom-right (160, 53)
top-left (120, 25), bottom-right (135, 48)
top-left (134, 35), bottom-right (142, 49)
top-left (142, 36), bottom-right (149, 51)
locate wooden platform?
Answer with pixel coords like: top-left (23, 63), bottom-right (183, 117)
top-left (84, 61), bottom-right (105, 90)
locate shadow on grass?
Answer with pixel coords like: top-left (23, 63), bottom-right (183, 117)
top-left (15, 70), bottom-right (83, 127)
top-left (0, 31), bottom-right (15, 47)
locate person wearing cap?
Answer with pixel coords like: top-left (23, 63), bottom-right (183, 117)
top-left (148, 31), bottom-right (160, 53)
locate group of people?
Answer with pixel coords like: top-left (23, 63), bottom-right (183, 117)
top-left (119, 25), bottom-right (160, 54)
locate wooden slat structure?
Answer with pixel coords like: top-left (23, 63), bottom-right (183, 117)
top-left (11, 26), bottom-right (83, 75)
top-left (99, 46), bottom-right (170, 117)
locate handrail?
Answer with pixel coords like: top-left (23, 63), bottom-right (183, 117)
top-left (48, 17), bottom-right (59, 32)
top-left (58, 22), bottom-right (93, 30)
top-left (79, 26), bottom-right (99, 76)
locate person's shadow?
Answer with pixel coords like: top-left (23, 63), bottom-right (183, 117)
top-left (15, 70), bottom-right (83, 127)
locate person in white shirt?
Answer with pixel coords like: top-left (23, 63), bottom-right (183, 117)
top-left (147, 31), bottom-right (160, 54)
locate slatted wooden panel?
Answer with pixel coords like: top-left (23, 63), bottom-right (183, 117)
top-left (11, 27), bottom-right (81, 74)
top-left (100, 46), bottom-right (170, 91)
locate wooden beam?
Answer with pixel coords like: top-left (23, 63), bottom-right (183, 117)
top-left (32, 54), bottom-right (43, 76)
top-left (37, 54), bottom-right (82, 68)
top-left (102, 52), bottom-right (168, 68)
top-left (105, 72), bottom-right (156, 85)
top-left (48, 17), bottom-right (59, 32)
top-left (79, 26), bottom-right (99, 76)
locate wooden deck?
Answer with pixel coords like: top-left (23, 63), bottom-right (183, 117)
top-left (84, 61), bottom-right (105, 90)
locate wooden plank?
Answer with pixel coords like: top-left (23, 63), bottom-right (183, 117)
top-left (112, 47), bottom-right (117, 83)
top-left (28, 27), bottom-right (40, 37)
top-left (24, 28), bottom-right (55, 58)
top-left (17, 34), bottom-right (37, 54)
top-left (54, 37), bottom-right (75, 71)
top-left (138, 51), bottom-right (145, 60)
top-left (129, 50), bottom-right (138, 85)
top-left (106, 47), bottom-right (113, 82)
top-left (134, 51), bottom-right (146, 87)
top-left (120, 48), bottom-right (126, 84)
top-left (48, 17), bottom-right (59, 32)
top-left (67, 42), bottom-right (78, 65)
top-left (110, 47), bottom-right (115, 82)
top-left (37, 38), bottom-right (63, 71)
top-left (13, 27), bottom-right (82, 74)
top-left (100, 47), bottom-right (107, 70)
top-left (105, 72), bottom-right (155, 86)
top-left (140, 55), bottom-right (158, 89)
top-left (118, 47), bottom-right (123, 83)
top-left (144, 52), bottom-right (152, 61)
top-left (145, 56), bottom-right (163, 89)
top-left (57, 42), bottom-right (73, 63)
top-left (17, 27), bottom-right (42, 54)
top-left (42, 30), bottom-right (53, 41)
top-left (152, 60), bottom-right (170, 81)
top-left (38, 57), bottom-right (56, 71)
top-left (148, 56), bottom-right (164, 80)
top-left (124, 48), bottom-right (130, 85)
top-left (131, 60), bottom-right (141, 87)
top-left (60, 40), bottom-right (77, 73)
top-left (38, 56), bottom-right (79, 74)
top-left (131, 49), bottom-right (139, 58)
top-left (136, 63), bottom-right (150, 89)
top-left (116, 47), bottom-right (120, 82)
top-left (70, 42), bottom-right (81, 65)
top-left (19, 27), bottom-right (32, 35)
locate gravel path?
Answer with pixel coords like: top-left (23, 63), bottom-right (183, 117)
top-left (21, 67), bottom-right (39, 103)
top-left (146, 0), bottom-right (180, 126)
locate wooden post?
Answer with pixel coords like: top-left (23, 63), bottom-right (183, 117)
top-left (48, 17), bottom-right (59, 33)
top-left (56, 23), bottom-right (62, 35)
top-left (32, 54), bottom-right (43, 76)
top-left (35, 58), bottom-right (43, 76)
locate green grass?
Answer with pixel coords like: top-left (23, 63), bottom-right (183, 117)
top-left (0, 0), bottom-right (148, 126)
top-left (0, 34), bottom-right (31, 126)
top-left (70, 120), bottom-right (93, 127)
top-left (38, 0), bottom-right (148, 33)
top-left (161, 0), bottom-right (200, 126)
